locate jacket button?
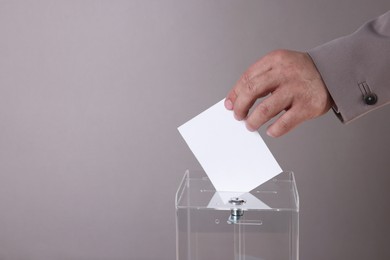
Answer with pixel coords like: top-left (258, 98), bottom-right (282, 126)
top-left (363, 93), bottom-right (378, 105)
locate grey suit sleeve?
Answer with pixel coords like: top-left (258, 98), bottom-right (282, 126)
top-left (308, 11), bottom-right (390, 123)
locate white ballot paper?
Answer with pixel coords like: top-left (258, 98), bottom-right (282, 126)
top-left (178, 99), bottom-right (282, 192)
top-left (207, 191), bottom-right (270, 210)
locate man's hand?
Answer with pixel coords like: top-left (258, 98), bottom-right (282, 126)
top-left (225, 50), bottom-right (333, 137)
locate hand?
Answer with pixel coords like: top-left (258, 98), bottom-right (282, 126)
top-left (225, 50), bottom-right (333, 137)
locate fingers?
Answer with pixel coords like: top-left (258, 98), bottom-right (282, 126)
top-left (245, 90), bottom-right (292, 131)
top-left (266, 107), bottom-right (307, 137)
top-left (225, 50), bottom-right (332, 137)
top-left (225, 68), bottom-right (277, 120)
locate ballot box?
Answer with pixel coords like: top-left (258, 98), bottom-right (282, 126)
top-left (175, 170), bottom-right (299, 260)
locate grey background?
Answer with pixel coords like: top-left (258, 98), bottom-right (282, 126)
top-left (0, 0), bottom-right (389, 259)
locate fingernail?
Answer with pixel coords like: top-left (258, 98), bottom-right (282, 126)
top-left (266, 129), bottom-right (276, 137)
top-left (234, 113), bottom-right (242, 121)
top-left (225, 99), bottom-right (233, 110)
top-left (246, 124), bottom-right (256, 132)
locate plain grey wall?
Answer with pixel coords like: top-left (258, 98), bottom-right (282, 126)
top-left (0, 0), bottom-right (389, 259)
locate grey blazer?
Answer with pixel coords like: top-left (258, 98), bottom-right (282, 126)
top-left (308, 11), bottom-right (390, 123)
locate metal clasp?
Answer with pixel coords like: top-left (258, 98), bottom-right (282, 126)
top-left (228, 197), bottom-right (246, 224)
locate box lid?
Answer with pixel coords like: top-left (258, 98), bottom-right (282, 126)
top-left (176, 169), bottom-right (299, 212)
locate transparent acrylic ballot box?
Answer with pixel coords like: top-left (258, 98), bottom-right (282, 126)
top-left (176, 170), bottom-right (299, 260)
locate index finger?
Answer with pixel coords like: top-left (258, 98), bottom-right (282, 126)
top-left (226, 67), bottom-right (278, 120)
top-left (225, 55), bottom-right (274, 111)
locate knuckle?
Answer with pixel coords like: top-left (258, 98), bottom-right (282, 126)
top-left (240, 72), bottom-right (256, 94)
top-left (256, 103), bottom-right (271, 117)
top-left (269, 49), bottom-right (287, 61)
top-left (278, 116), bottom-right (290, 132)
